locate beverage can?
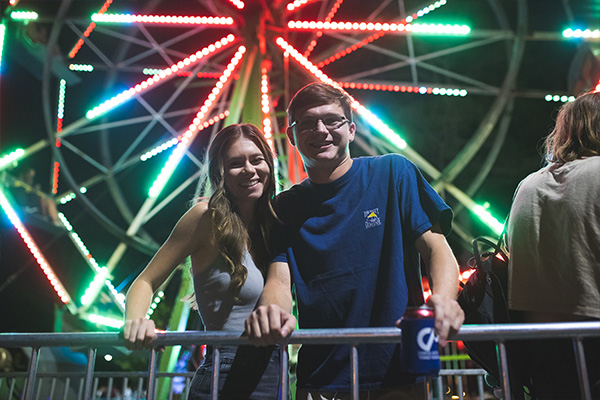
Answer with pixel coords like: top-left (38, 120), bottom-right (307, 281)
top-left (400, 305), bottom-right (440, 376)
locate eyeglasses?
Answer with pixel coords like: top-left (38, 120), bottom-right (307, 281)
top-left (289, 115), bottom-right (350, 134)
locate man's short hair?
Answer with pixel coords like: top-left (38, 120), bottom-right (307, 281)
top-left (287, 83), bottom-right (353, 126)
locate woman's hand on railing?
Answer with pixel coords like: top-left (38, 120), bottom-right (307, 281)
top-left (123, 317), bottom-right (160, 350)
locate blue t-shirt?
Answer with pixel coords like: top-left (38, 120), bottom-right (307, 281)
top-left (274, 155), bottom-right (452, 391)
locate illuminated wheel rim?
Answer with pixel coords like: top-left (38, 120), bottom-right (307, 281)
top-left (11, 0), bottom-right (535, 312)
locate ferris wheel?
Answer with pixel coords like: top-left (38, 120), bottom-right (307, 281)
top-left (1, 0), bottom-right (593, 324)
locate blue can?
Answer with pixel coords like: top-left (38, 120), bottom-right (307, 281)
top-left (400, 305), bottom-right (440, 376)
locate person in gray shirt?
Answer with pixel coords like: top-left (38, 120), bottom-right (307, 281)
top-left (124, 124), bottom-right (288, 399)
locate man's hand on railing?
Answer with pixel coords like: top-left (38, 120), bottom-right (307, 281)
top-left (395, 295), bottom-right (465, 347)
top-left (244, 304), bottom-right (297, 347)
top-left (122, 317), bottom-right (164, 351)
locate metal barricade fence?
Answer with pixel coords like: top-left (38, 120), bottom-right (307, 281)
top-left (1, 321), bottom-right (599, 400)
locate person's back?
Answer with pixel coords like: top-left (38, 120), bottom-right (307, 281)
top-left (509, 157), bottom-right (600, 319)
top-left (507, 90), bottom-right (600, 399)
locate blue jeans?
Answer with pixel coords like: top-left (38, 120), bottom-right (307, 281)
top-left (188, 345), bottom-right (281, 400)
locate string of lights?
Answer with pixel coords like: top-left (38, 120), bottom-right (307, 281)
top-left (303, 0), bottom-right (344, 58)
top-left (286, 0), bottom-right (318, 12)
top-left (86, 34), bottom-right (236, 120)
top-left (57, 213), bottom-right (125, 310)
top-left (91, 13), bottom-right (234, 26)
top-left (0, 189), bottom-right (75, 312)
top-left (68, 0), bottom-right (113, 59)
top-left (288, 20), bottom-right (470, 35)
top-left (148, 46), bottom-right (246, 199)
top-left (313, 0), bottom-right (449, 66)
top-left (228, 0), bottom-right (245, 10)
top-left (140, 111), bottom-right (230, 162)
top-left (339, 81), bottom-right (468, 97)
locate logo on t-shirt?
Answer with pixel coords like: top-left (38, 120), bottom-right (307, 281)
top-left (364, 208), bottom-right (382, 229)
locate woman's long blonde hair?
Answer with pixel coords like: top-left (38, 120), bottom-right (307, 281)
top-left (195, 124), bottom-right (277, 294)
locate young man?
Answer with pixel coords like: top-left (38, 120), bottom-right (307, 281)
top-left (245, 83), bottom-right (464, 399)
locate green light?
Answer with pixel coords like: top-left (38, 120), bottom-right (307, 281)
top-left (87, 313), bottom-right (124, 329)
top-left (410, 23), bottom-right (470, 35)
top-left (0, 23), bottom-right (5, 73)
top-left (148, 144), bottom-right (185, 198)
top-left (545, 94), bottom-right (575, 103)
top-left (143, 68), bottom-right (163, 75)
top-left (140, 138), bottom-right (179, 161)
top-left (81, 266), bottom-right (109, 305)
top-left (59, 193), bottom-right (77, 204)
top-left (69, 64), bottom-right (94, 72)
top-left (472, 204), bottom-right (504, 235)
top-left (354, 104), bottom-right (407, 150)
top-left (10, 11), bottom-right (39, 21)
top-left (563, 28), bottom-right (600, 39)
top-left (0, 148), bottom-right (25, 168)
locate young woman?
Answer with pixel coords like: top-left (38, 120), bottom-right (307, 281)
top-left (123, 124), bottom-right (284, 399)
top-left (507, 90), bottom-right (600, 399)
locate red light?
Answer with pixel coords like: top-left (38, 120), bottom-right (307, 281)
top-left (317, 32), bottom-right (384, 68)
top-left (52, 161), bottom-right (60, 194)
top-left (69, 0), bottom-right (113, 58)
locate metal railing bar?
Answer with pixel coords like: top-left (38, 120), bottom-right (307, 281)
top-left (351, 344), bottom-right (358, 400)
top-left (36, 377), bottom-right (42, 400)
top-left (497, 340), bottom-right (511, 400)
top-left (184, 376), bottom-right (191, 399)
top-left (573, 337), bottom-right (592, 400)
top-left (477, 375), bottom-right (484, 400)
top-left (123, 377), bottom-right (128, 400)
top-left (84, 347), bottom-right (96, 400)
top-left (92, 377), bottom-right (99, 400)
top-left (63, 376), bottom-right (70, 400)
top-left (168, 376), bottom-right (174, 400)
top-left (77, 377), bottom-right (83, 399)
top-left (136, 377), bottom-right (143, 400)
top-left (50, 377), bottom-right (57, 400)
top-left (2, 322), bottom-right (599, 400)
top-left (107, 376), bottom-right (114, 400)
top-left (456, 322), bottom-right (600, 341)
top-left (147, 347), bottom-right (158, 400)
top-left (211, 346), bottom-right (220, 400)
top-left (2, 322), bottom-right (599, 348)
top-left (435, 376), bottom-right (443, 399)
top-left (23, 346), bottom-right (39, 400)
top-left (9, 377), bottom-right (16, 398)
top-left (456, 375), bottom-right (464, 400)
top-left (0, 371), bottom-right (197, 379)
top-left (280, 345), bottom-right (289, 400)
top-left (439, 368), bottom-right (488, 376)
top-left (424, 376), bottom-right (432, 400)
